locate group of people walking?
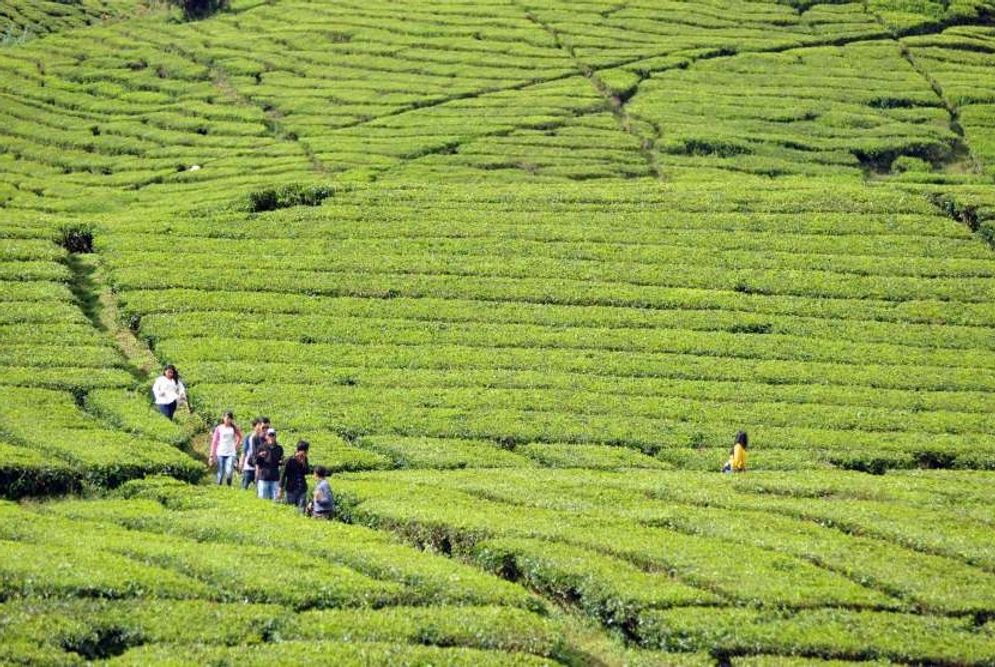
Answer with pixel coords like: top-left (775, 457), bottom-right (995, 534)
top-left (208, 411), bottom-right (335, 519)
top-left (155, 366), bottom-right (747, 493)
top-left (208, 413), bottom-right (335, 519)
top-left (153, 366), bottom-right (334, 517)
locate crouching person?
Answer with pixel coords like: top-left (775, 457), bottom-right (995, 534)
top-left (281, 440), bottom-right (310, 513)
top-left (310, 466), bottom-right (334, 520)
top-left (722, 430), bottom-right (748, 473)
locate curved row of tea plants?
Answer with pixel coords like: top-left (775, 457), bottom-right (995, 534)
top-left (93, 180), bottom-right (995, 473)
top-left (0, 477), bottom-right (704, 666)
top-left (0, 1), bottom-right (994, 665)
top-left (332, 468), bottom-right (995, 662)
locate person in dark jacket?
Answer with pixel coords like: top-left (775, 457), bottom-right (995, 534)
top-left (254, 427), bottom-right (283, 501)
top-left (280, 440), bottom-right (310, 512)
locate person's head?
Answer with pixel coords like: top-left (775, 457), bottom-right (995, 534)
top-left (250, 417), bottom-right (261, 432)
top-left (296, 440), bottom-right (309, 458)
top-left (163, 364), bottom-right (178, 380)
top-left (314, 465), bottom-right (327, 479)
top-left (735, 431), bottom-right (748, 449)
top-left (261, 416), bottom-right (271, 429)
top-left (265, 427), bottom-right (277, 443)
top-left (222, 410), bottom-right (235, 426)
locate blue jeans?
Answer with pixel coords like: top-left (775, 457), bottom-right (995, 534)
top-left (216, 456), bottom-right (235, 485)
top-left (257, 480), bottom-right (279, 501)
top-left (285, 489), bottom-right (306, 513)
top-left (157, 401), bottom-right (177, 420)
top-left (241, 468), bottom-right (256, 490)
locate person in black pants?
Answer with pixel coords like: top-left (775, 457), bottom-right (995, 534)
top-left (280, 440), bottom-right (310, 513)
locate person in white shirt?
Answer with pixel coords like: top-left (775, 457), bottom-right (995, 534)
top-left (209, 411), bottom-right (243, 486)
top-left (152, 364), bottom-right (187, 420)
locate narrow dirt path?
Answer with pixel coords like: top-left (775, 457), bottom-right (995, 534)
top-left (62, 239), bottom-right (209, 463)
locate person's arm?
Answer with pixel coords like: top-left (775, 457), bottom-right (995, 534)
top-left (280, 459), bottom-right (289, 492)
top-left (208, 426), bottom-right (219, 464)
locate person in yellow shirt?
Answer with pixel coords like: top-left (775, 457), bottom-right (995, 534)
top-left (722, 431), bottom-right (748, 473)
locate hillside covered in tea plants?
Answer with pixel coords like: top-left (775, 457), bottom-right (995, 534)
top-left (1, 0), bottom-right (995, 664)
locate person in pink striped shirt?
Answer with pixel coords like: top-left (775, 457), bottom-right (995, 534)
top-left (209, 411), bottom-right (244, 486)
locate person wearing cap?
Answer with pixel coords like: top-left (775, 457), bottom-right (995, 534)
top-left (280, 440), bottom-right (310, 513)
top-left (254, 427), bottom-right (284, 501)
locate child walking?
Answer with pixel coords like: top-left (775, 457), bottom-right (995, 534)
top-left (310, 466), bottom-right (334, 519)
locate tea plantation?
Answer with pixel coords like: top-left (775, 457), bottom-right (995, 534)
top-left (1, 0), bottom-right (995, 664)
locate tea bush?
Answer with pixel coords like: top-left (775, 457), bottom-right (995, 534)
top-left (1, 0), bottom-right (994, 662)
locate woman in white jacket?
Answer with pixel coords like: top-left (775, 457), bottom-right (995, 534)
top-left (152, 364), bottom-right (187, 420)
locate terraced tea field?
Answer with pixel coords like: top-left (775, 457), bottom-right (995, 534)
top-left (2, 0), bottom-right (995, 664)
